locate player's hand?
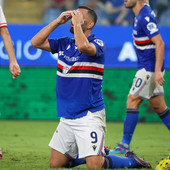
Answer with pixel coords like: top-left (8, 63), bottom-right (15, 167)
top-left (9, 62), bottom-right (21, 79)
top-left (56, 11), bottom-right (72, 25)
top-left (155, 71), bottom-right (165, 88)
top-left (71, 10), bottom-right (84, 27)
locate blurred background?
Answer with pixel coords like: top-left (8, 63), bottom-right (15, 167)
top-left (2, 0), bottom-right (170, 25)
top-left (0, 0), bottom-right (170, 122)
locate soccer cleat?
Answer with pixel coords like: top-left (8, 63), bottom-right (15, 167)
top-left (109, 144), bottom-right (130, 154)
top-left (125, 151), bottom-right (152, 168)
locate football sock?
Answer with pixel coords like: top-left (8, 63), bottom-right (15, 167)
top-left (65, 155), bottom-right (86, 168)
top-left (121, 109), bottom-right (139, 145)
top-left (159, 108), bottom-right (170, 130)
top-left (102, 155), bottom-right (137, 169)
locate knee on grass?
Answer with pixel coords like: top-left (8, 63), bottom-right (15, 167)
top-left (49, 158), bottom-right (67, 168)
top-left (86, 156), bottom-right (104, 169)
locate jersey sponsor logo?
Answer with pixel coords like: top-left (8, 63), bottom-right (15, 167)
top-left (147, 22), bottom-right (158, 34)
top-left (59, 50), bottom-right (80, 62)
top-left (94, 39), bottom-right (104, 47)
top-left (63, 55), bottom-right (80, 62)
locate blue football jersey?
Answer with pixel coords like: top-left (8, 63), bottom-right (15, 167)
top-left (49, 34), bottom-right (105, 118)
top-left (133, 4), bottom-right (164, 72)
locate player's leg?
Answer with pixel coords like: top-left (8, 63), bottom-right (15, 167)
top-left (86, 155), bottom-right (105, 169)
top-left (74, 109), bottom-right (150, 169)
top-left (109, 95), bottom-right (142, 154)
top-left (49, 147), bottom-right (85, 168)
top-left (49, 148), bottom-right (69, 168)
top-left (149, 95), bottom-right (170, 130)
top-left (74, 109), bottom-right (106, 168)
top-left (102, 152), bottom-right (151, 169)
top-left (48, 120), bottom-right (85, 168)
top-left (120, 94), bottom-right (143, 147)
top-left (110, 69), bottom-right (148, 154)
top-left (120, 68), bottom-right (154, 148)
top-left (86, 153), bottom-right (148, 169)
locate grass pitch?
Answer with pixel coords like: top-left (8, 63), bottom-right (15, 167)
top-left (0, 120), bottom-right (169, 170)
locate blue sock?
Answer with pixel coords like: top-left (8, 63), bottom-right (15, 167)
top-left (65, 155), bottom-right (86, 168)
top-left (121, 109), bottom-right (139, 145)
top-left (159, 108), bottom-right (170, 130)
top-left (102, 155), bottom-right (137, 169)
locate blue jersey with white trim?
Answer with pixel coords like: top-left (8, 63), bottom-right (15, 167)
top-left (133, 4), bottom-right (164, 72)
top-left (49, 34), bottom-right (105, 118)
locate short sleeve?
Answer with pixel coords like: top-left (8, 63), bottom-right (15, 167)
top-left (0, 6), bottom-right (7, 28)
top-left (140, 15), bottom-right (160, 39)
top-left (48, 39), bottom-right (59, 54)
top-left (91, 39), bottom-right (106, 57)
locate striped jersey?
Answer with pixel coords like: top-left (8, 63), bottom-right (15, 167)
top-left (49, 34), bottom-right (105, 118)
top-left (133, 4), bottom-right (164, 72)
top-left (0, 6), bottom-right (7, 28)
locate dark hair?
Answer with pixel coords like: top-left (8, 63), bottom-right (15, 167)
top-left (78, 6), bottom-right (98, 26)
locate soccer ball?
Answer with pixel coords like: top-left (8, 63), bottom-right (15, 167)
top-left (155, 156), bottom-right (170, 170)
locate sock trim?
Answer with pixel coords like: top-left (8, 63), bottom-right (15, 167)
top-left (103, 156), bottom-right (113, 169)
top-left (126, 109), bottom-right (139, 114)
top-left (159, 108), bottom-right (169, 119)
top-left (64, 152), bottom-right (74, 161)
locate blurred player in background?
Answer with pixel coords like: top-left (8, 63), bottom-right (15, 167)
top-left (0, 5), bottom-right (20, 79)
top-left (31, 6), bottom-right (151, 169)
top-left (110, 0), bottom-right (170, 155)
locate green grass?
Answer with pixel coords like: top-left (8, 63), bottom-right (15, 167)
top-left (0, 121), bottom-right (169, 170)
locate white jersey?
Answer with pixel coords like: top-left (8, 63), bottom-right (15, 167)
top-left (0, 5), bottom-right (7, 28)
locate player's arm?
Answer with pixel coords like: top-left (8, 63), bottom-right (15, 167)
top-left (72, 10), bottom-right (97, 56)
top-left (31, 10), bottom-right (72, 51)
top-left (0, 27), bottom-right (21, 79)
top-left (151, 34), bottom-right (165, 87)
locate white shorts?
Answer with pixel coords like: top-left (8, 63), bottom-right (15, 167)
top-left (49, 109), bottom-right (106, 159)
top-left (129, 68), bottom-right (164, 100)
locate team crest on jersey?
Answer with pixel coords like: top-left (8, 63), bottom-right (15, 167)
top-left (94, 39), bottom-right (104, 46)
top-left (63, 66), bottom-right (69, 74)
top-left (147, 22), bottom-right (158, 34)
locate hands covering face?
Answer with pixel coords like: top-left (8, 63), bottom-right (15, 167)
top-left (71, 10), bottom-right (84, 27)
top-left (57, 10), bottom-right (84, 26)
